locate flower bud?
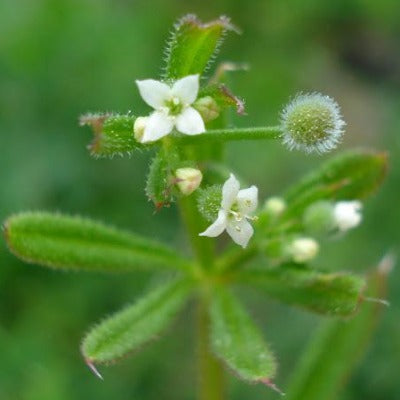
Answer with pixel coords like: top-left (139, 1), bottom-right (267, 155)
top-left (175, 168), bottom-right (203, 196)
top-left (193, 96), bottom-right (220, 122)
top-left (333, 201), bottom-right (362, 232)
top-left (133, 116), bottom-right (149, 142)
top-left (289, 237), bottom-right (319, 263)
top-left (264, 197), bottom-right (286, 217)
top-left (280, 93), bottom-right (345, 154)
top-left (303, 201), bottom-right (335, 235)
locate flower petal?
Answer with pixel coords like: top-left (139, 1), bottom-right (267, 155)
top-left (175, 107), bottom-right (205, 135)
top-left (141, 111), bottom-right (174, 143)
top-left (221, 174), bottom-right (240, 210)
top-left (136, 79), bottom-right (171, 109)
top-left (199, 210), bottom-right (227, 237)
top-left (171, 74), bottom-right (199, 105)
top-left (334, 201), bottom-right (362, 232)
top-left (237, 186), bottom-right (258, 215)
top-left (226, 219), bottom-right (254, 248)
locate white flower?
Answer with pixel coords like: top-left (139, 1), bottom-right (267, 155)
top-left (333, 201), bottom-right (362, 232)
top-left (135, 74), bottom-right (205, 143)
top-left (289, 238), bottom-right (319, 263)
top-left (199, 174), bottom-right (258, 248)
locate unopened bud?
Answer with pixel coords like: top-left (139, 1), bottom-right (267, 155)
top-left (280, 93), bottom-right (345, 154)
top-left (133, 116), bottom-right (149, 142)
top-left (264, 197), bottom-right (286, 217)
top-left (333, 201), bottom-right (362, 232)
top-left (194, 96), bottom-right (220, 122)
top-left (289, 237), bottom-right (319, 263)
top-left (175, 168), bottom-right (203, 196)
top-left (303, 201), bottom-right (335, 235)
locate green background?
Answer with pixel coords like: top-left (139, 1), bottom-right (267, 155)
top-left (1, 0), bottom-right (399, 399)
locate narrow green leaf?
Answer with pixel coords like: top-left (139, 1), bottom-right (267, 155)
top-left (4, 212), bottom-right (190, 272)
top-left (177, 126), bottom-right (282, 144)
top-left (236, 264), bottom-right (365, 316)
top-left (82, 278), bottom-right (192, 363)
top-left (80, 113), bottom-right (144, 158)
top-left (210, 286), bottom-right (277, 383)
top-left (286, 256), bottom-right (392, 400)
top-left (284, 150), bottom-right (387, 216)
top-left (164, 14), bottom-right (237, 80)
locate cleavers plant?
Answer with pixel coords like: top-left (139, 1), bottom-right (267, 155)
top-left (3, 14), bottom-right (389, 400)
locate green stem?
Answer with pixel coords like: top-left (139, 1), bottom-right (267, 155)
top-left (177, 126), bottom-right (282, 144)
top-left (197, 292), bottom-right (225, 400)
top-left (178, 195), bottom-right (215, 268)
top-left (217, 245), bottom-right (258, 273)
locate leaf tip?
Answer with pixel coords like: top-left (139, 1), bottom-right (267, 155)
top-left (260, 378), bottom-right (286, 396)
top-left (377, 252), bottom-right (396, 276)
top-left (84, 358), bottom-right (104, 380)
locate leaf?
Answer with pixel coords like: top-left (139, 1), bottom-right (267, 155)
top-left (284, 150), bottom-right (388, 217)
top-left (80, 113), bottom-right (145, 158)
top-left (286, 255), bottom-right (393, 400)
top-left (236, 264), bottom-right (366, 316)
top-left (82, 278), bottom-right (192, 363)
top-left (164, 14), bottom-right (237, 80)
top-left (210, 286), bottom-right (277, 383)
top-left (198, 83), bottom-right (245, 115)
top-left (4, 212), bottom-right (190, 272)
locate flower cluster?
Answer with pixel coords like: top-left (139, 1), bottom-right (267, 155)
top-left (130, 72), bottom-right (361, 250)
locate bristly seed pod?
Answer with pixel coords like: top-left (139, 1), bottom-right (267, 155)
top-left (280, 93), bottom-right (345, 154)
top-left (197, 185), bottom-right (223, 222)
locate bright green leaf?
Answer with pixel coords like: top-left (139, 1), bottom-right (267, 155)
top-left (82, 278), bottom-right (192, 363)
top-left (286, 257), bottom-right (392, 400)
top-left (4, 212), bottom-right (190, 272)
top-left (236, 264), bottom-right (365, 316)
top-left (210, 286), bottom-right (277, 383)
top-left (164, 14), bottom-right (237, 80)
top-left (284, 150), bottom-right (387, 217)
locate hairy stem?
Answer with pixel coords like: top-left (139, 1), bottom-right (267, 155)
top-left (178, 195), bottom-right (215, 268)
top-left (177, 126), bottom-right (282, 144)
top-left (197, 291), bottom-right (225, 400)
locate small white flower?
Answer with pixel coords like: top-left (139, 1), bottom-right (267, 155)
top-left (135, 74), bottom-right (205, 143)
top-left (289, 237), bottom-right (319, 263)
top-left (199, 174), bottom-right (258, 248)
top-left (333, 201), bottom-right (362, 232)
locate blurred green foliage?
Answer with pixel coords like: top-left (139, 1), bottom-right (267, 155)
top-left (1, 0), bottom-right (399, 399)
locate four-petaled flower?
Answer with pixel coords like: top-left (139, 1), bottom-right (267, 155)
top-left (199, 174), bottom-right (258, 248)
top-left (135, 74), bottom-right (205, 143)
